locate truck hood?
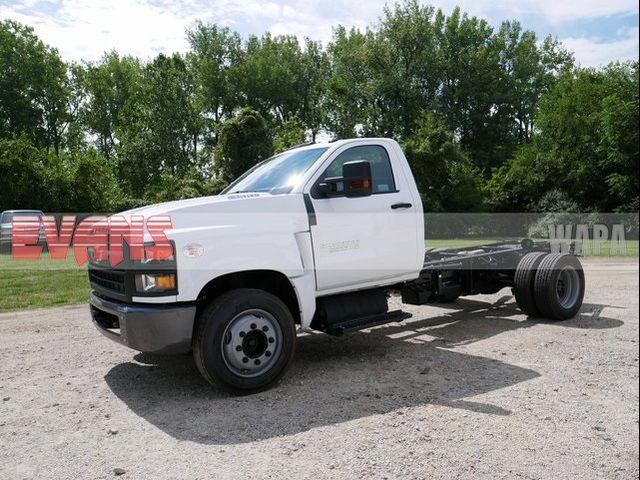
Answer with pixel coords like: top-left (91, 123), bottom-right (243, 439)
top-left (118, 192), bottom-right (309, 238)
top-left (122, 193), bottom-right (267, 218)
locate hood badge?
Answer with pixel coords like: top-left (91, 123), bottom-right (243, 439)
top-left (183, 243), bottom-right (204, 258)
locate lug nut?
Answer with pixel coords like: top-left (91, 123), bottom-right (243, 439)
top-left (268, 337), bottom-right (275, 343)
top-left (239, 331), bottom-right (246, 337)
top-left (236, 345), bottom-right (242, 351)
top-left (242, 357), bottom-right (248, 363)
top-left (265, 351), bottom-right (271, 357)
top-left (255, 359), bottom-right (261, 365)
top-left (250, 323), bottom-right (257, 329)
top-left (262, 325), bottom-right (269, 332)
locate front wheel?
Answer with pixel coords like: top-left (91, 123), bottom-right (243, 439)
top-left (193, 288), bottom-right (297, 394)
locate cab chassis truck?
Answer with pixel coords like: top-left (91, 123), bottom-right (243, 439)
top-left (88, 138), bottom-right (585, 394)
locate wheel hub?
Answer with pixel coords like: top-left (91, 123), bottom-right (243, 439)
top-left (221, 309), bottom-right (282, 378)
top-left (557, 279), bottom-right (566, 298)
top-left (242, 330), bottom-right (268, 358)
top-left (556, 266), bottom-right (580, 309)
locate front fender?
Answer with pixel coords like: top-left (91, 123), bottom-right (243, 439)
top-left (173, 226), bottom-right (305, 303)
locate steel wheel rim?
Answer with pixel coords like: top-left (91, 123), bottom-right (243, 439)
top-left (556, 266), bottom-right (580, 309)
top-left (221, 309), bottom-right (282, 378)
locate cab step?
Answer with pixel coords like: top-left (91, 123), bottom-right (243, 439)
top-left (324, 310), bottom-right (412, 336)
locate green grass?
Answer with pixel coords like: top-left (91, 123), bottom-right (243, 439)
top-left (0, 252), bottom-right (89, 312)
top-left (0, 238), bottom-right (637, 312)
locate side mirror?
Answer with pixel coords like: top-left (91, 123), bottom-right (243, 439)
top-left (342, 160), bottom-right (372, 198)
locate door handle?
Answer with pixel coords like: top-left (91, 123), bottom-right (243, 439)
top-left (391, 202), bottom-right (412, 209)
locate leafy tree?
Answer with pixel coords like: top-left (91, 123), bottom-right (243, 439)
top-left (485, 61), bottom-right (639, 212)
top-left (0, 137), bottom-right (121, 212)
top-left (233, 33), bottom-right (329, 137)
top-left (401, 112), bottom-right (483, 212)
top-left (1, 8), bottom-right (637, 214)
top-left (39, 45), bottom-right (73, 156)
top-left (145, 170), bottom-right (228, 203)
top-left (494, 22), bottom-right (573, 144)
top-left (597, 63), bottom-right (639, 211)
top-left (186, 22), bottom-right (243, 123)
top-left (435, 8), bottom-right (505, 170)
top-left (64, 64), bottom-right (89, 153)
top-left (534, 62), bottom-right (638, 211)
top-left (0, 20), bottom-right (72, 154)
top-left (483, 140), bottom-right (558, 211)
top-left (273, 115), bottom-right (307, 153)
top-left (215, 108), bottom-right (272, 181)
top-left (0, 136), bottom-right (47, 211)
top-left (117, 53), bottom-right (202, 197)
top-left (375, 1), bottom-right (441, 137)
top-left (80, 51), bottom-right (142, 160)
top-left (326, 26), bottom-right (379, 138)
top-left (326, 2), bottom-right (572, 170)
top-left (298, 39), bottom-right (330, 140)
top-left (65, 149), bottom-right (122, 212)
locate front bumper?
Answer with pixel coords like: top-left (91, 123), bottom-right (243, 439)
top-left (89, 292), bottom-right (196, 354)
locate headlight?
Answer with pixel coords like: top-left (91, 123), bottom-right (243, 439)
top-left (133, 242), bottom-right (177, 295)
top-left (140, 241), bottom-right (175, 263)
top-left (135, 273), bottom-right (176, 293)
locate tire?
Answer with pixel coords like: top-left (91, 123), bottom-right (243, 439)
top-left (534, 254), bottom-right (585, 321)
top-left (193, 288), bottom-right (297, 394)
top-left (513, 252), bottom-right (548, 317)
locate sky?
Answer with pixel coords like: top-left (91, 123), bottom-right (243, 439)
top-left (0, 0), bottom-right (638, 67)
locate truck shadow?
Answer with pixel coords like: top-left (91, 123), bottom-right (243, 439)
top-left (393, 296), bottom-right (624, 347)
top-left (103, 296), bottom-right (623, 445)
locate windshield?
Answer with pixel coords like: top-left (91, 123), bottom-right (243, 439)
top-left (222, 147), bottom-right (328, 195)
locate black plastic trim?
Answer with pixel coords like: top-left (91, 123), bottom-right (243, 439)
top-left (87, 240), bottom-right (178, 301)
top-left (303, 194), bottom-right (317, 226)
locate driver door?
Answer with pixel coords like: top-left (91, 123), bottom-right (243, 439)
top-left (307, 144), bottom-right (419, 293)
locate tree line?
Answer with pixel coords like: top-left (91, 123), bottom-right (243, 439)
top-left (0, 0), bottom-right (638, 213)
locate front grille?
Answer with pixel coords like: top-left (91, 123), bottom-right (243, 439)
top-left (89, 269), bottom-right (126, 293)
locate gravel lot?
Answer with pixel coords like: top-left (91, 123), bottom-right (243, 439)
top-left (0, 259), bottom-right (638, 479)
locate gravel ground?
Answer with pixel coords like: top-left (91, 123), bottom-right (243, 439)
top-left (0, 259), bottom-right (638, 479)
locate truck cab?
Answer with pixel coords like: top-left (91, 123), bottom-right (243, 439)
top-left (89, 138), bottom-right (585, 393)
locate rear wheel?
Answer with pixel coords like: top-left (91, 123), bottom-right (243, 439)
top-left (513, 252), bottom-right (548, 317)
top-left (193, 288), bottom-right (297, 394)
top-left (534, 254), bottom-right (585, 320)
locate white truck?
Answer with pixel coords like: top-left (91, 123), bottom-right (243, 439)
top-left (88, 138), bottom-right (585, 393)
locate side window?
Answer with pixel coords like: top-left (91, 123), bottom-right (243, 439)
top-left (316, 145), bottom-right (396, 195)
